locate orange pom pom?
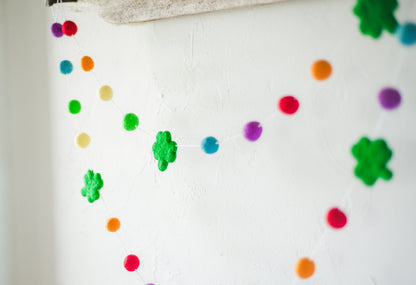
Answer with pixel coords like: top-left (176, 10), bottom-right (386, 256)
top-left (106, 217), bottom-right (120, 232)
top-left (81, 56), bottom-right (94, 72)
top-left (311, 59), bottom-right (332, 81)
top-left (295, 257), bottom-right (315, 279)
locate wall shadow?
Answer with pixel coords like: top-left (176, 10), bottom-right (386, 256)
top-left (4, 1), bottom-right (57, 285)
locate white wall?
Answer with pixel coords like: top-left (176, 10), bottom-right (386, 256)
top-left (1, 1), bottom-right (55, 285)
top-left (4, 0), bottom-right (414, 285)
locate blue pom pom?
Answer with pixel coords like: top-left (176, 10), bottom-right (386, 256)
top-left (60, 60), bottom-right (73, 74)
top-left (201, 136), bottom-right (219, 154)
top-left (397, 22), bottom-right (416, 46)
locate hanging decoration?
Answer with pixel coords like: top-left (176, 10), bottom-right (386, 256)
top-left (48, 0), bottom-right (415, 283)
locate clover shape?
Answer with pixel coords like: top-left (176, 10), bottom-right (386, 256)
top-left (81, 170), bottom-right (104, 203)
top-left (353, 0), bottom-right (399, 39)
top-left (152, 131), bottom-right (177, 171)
top-left (351, 137), bottom-right (393, 186)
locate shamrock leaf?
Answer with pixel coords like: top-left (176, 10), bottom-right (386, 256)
top-left (353, 0), bottom-right (399, 39)
top-left (351, 137), bottom-right (393, 186)
top-left (81, 170), bottom-right (104, 203)
top-left (152, 131), bottom-right (177, 171)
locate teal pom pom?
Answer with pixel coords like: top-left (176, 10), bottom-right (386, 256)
top-left (397, 22), bottom-right (416, 46)
top-left (60, 60), bottom-right (73, 74)
top-left (201, 137), bottom-right (219, 154)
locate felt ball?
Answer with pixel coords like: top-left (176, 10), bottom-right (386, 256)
top-left (60, 60), bottom-right (73, 75)
top-left (295, 257), bottom-right (315, 279)
top-left (51, 23), bottom-right (63, 38)
top-left (68, 100), bottom-right (81, 114)
top-left (81, 56), bottom-right (94, 72)
top-left (326, 208), bottom-right (347, 229)
top-left (396, 22), bottom-right (416, 46)
top-left (98, 85), bottom-right (113, 101)
top-left (379, 87), bottom-right (401, 110)
top-left (75, 133), bottom-right (91, 148)
top-left (124, 254), bottom-right (140, 272)
top-left (311, 60), bottom-right (332, 81)
top-left (201, 136), bottom-right (219, 154)
top-left (106, 217), bottom-right (120, 232)
top-left (123, 113), bottom-right (139, 131)
top-left (62, 20), bottom-right (77, 36)
top-left (278, 96), bottom-right (299, 115)
top-left (243, 121), bottom-right (262, 142)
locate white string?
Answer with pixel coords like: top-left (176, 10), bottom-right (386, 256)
top-left (371, 112), bottom-right (387, 137)
top-left (110, 100), bottom-right (124, 114)
top-left (177, 144), bottom-right (200, 148)
top-left (391, 48), bottom-right (408, 85)
top-left (262, 111), bottom-right (277, 125)
top-left (340, 179), bottom-right (357, 209)
top-left (220, 133), bottom-right (242, 144)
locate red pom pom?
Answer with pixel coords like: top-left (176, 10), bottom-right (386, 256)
top-left (278, 96), bottom-right (299, 115)
top-left (326, 208), bottom-right (347, 229)
top-left (62, 20), bottom-right (78, 36)
top-left (124, 254), bottom-right (140, 272)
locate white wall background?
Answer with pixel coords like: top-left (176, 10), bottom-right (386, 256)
top-left (2, 0), bottom-right (416, 284)
top-left (1, 1), bottom-right (55, 285)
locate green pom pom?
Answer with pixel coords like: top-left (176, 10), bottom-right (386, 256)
top-left (81, 170), bottom-right (104, 203)
top-left (123, 113), bottom-right (139, 131)
top-left (353, 0), bottom-right (399, 39)
top-left (68, 100), bottom-right (81, 114)
top-left (152, 131), bottom-right (178, 171)
top-left (352, 137), bottom-right (393, 186)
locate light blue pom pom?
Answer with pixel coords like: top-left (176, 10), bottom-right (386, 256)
top-left (60, 60), bottom-right (73, 74)
top-left (397, 22), bottom-right (416, 46)
top-left (201, 136), bottom-right (219, 154)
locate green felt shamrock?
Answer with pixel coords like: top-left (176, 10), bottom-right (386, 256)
top-left (81, 170), bottom-right (104, 203)
top-left (351, 137), bottom-right (393, 186)
top-left (152, 131), bottom-right (177, 171)
top-left (353, 0), bottom-right (399, 39)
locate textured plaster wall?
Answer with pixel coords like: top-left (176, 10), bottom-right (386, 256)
top-left (48, 0), bottom-right (416, 285)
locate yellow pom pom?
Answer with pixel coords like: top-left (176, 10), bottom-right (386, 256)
top-left (98, 85), bottom-right (113, 101)
top-left (75, 133), bottom-right (91, 148)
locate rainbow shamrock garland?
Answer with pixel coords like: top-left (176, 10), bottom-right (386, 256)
top-left (50, 0), bottom-right (414, 283)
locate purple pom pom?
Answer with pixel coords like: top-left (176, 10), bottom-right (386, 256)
top-left (51, 23), bottom-right (63, 38)
top-left (379, 87), bottom-right (401, 110)
top-left (243, 121), bottom-right (262, 141)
